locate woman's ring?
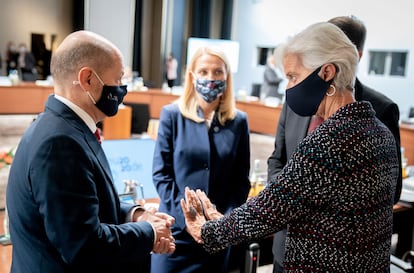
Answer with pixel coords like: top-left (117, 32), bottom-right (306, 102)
top-left (189, 206), bottom-right (197, 218)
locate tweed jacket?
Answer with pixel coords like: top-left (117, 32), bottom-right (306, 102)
top-left (202, 101), bottom-right (399, 272)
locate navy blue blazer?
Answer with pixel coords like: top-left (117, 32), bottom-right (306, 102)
top-left (6, 95), bottom-right (154, 273)
top-left (153, 103), bottom-right (251, 235)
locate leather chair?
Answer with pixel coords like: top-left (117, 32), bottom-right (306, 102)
top-left (123, 103), bottom-right (150, 135)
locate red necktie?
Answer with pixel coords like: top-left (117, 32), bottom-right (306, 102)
top-left (94, 129), bottom-right (102, 144)
top-left (307, 115), bottom-right (324, 135)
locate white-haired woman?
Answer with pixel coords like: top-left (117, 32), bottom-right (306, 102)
top-left (182, 22), bottom-right (399, 272)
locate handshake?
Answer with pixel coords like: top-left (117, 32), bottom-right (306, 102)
top-left (135, 206), bottom-right (176, 254)
top-left (134, 186), bottom-right (222, 254)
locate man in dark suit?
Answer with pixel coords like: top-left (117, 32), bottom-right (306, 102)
top-left (269, 15), bottom-right (402, 273)
top-left (6, 30), bottom-right (175, 273)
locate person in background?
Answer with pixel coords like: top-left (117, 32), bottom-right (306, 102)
top-left (38, 41), bottom-right (52, 79)
top-left (17, 43), bottom-right (38, 81)
top-left (5, 41), bottom-right (18, 75)
top-left (6, 30), bottom-right (175, 273)
top-left (181, 21), bottom-right (399, 272)
top-left (268, 15), bottom-right (402, 273)
top-left (152, 46), bottom-right (251, 273)
top-left (260, 53), bottom-right (284, 101)
top-left (165, 52), bottom-right (178, 88)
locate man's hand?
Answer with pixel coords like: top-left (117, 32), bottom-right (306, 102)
top-left (137, 207), bottom-right (176, 254)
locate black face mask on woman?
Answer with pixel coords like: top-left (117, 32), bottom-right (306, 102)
top-left (285, 66), bottom-right (332, 116)
top-left (87, 71), bottom-right (128, 117)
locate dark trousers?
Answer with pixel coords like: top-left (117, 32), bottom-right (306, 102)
top-left (167, 79), bottom-right (175, 88)
top-left (272, 228), bottom-right (287, 273)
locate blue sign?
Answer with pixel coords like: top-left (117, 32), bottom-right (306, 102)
top-left (101, 138), bottom-right (158, 199)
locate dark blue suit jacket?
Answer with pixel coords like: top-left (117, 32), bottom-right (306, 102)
top-left (153, 103), bottom-right (251, 234)
top-left (151, 103), bottom-right (250, 272)
top-left (6, 95), bottom-right (154, 273)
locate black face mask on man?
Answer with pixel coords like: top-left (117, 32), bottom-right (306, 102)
top-left (87, 71), bottom-right (128, 117)
top-left (285, 66), bottom-right (332, 116)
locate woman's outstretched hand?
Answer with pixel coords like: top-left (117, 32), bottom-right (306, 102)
top-left (194, 189), bottom-right (223, 220)
top-left (180, 187), bottom-right (206, 243)
top-left (180, 187), bottom-right (224, 244)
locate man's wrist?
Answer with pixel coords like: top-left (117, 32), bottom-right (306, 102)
top-left (128, 206), bottom-right (157, 245)
top-left (126, 205), bottom-right (145, 222)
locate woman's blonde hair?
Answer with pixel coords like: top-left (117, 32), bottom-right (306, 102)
top-left (178, 46), bottom-right (236, 125)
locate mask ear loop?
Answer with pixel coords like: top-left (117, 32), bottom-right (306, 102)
top-left (190, 71), bottom-right (198, 88)
top-left (72, 79), bottom-right (97, 104)
top-left (326, 84), bottom-right (336, 97)
top-left (86, 91), bottom-right (97, 104)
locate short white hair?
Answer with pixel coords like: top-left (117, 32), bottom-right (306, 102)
top-left (275, 22), bottom-right (359, 90)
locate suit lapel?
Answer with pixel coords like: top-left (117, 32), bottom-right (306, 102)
top-left (285, 106), bottom-right (312, 157)
top-left (46, 96), bottom-right (120, 204)
top-left (88, 137), bottom-right (114, 182)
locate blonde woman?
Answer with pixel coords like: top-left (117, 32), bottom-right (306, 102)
top-left (152, 46), bottom-right (251, 273)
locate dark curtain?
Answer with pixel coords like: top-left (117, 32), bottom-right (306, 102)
top-left (132, 0), bottom-right (143, 74)
top-left (170, 0), bottom-right (187, 86)
top-left (220, 0), bottom-right (233, 39)
top-left (72, 0), bottom-right (85, 31)
top-left (191, 0), bottom-right (211, 38)
top-left (190, 0), bottom-right (233, 39)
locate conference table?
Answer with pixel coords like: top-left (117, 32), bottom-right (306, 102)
top-left (0, 83), bottom-right (281, 136)
top-left (0, 210), bottom-right (11, 273)
top-left (1, 83), bottom-right (413, 164)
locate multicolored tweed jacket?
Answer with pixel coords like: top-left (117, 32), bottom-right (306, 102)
top-left (201, 101), bottom-right (399, 272)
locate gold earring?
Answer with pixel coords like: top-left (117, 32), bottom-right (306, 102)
top-left (326, 85), bottom-right (336, 97)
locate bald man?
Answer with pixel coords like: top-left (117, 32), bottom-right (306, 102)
top-left (6, 30), bottom-right (175, 273)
